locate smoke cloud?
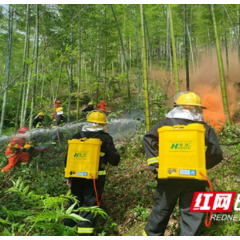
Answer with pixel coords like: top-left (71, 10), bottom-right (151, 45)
top-left (150, 47), bottom-right (240, 130)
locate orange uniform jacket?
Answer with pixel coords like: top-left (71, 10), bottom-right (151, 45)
top-left (2, 136), bottom-right (29, 172)
top-left (5, 137), bottom-right (25, 155)
top-left (97, 103), bottom-right (108, 113)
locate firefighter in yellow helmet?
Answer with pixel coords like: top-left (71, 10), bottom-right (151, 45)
top-left (82, 101), bottom-right (95, 115)
top-left (64, 110), bottom-right (120, 236)
top-left (33, 112), bottom-right (45, 128)
top-left (143, 91), bottom-right (223, 236)
top-left (2, 127), bottom-right (30, 172)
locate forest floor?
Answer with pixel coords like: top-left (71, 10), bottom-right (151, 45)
top-left (0, 122), bottom-right (240, 236)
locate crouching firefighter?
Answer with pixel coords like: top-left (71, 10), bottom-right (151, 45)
top-left (2, 127), bottom-right (31, 172)
top-left (64, 110), bottom-right (120, 236)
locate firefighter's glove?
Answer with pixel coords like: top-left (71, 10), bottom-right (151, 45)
top-left (23, 144), bottom-right (32, 149)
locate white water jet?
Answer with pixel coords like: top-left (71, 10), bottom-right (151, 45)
top-left (0, 114), bottom-right (142, 146)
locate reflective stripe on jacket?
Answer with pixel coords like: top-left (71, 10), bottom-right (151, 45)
top-left (78, 227), bottom-right (94, 234)
top-left (7, 137), bottom-right (25, 149)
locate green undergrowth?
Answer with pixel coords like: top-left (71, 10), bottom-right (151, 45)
top-left (0, 122), bottom-right (240, 236)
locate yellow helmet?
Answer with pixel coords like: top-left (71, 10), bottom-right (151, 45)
top-left (38, 112), bottom-right (45, 117)
top-left (87, 110), bottom-right (107, 124)
top-left (174, 92), bottom-right (206, 109)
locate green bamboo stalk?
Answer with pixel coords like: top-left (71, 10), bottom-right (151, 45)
top-left (211, 4), bottom-right (230, 121)
top-left (140, 4), bottom-right (150, 132)
top-left (168, 4), bottom-right (180, 93)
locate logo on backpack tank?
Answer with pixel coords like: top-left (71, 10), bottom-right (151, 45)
top-left (73, 152), bottom-right (88, 159)
top-left (169, 141), bottom-right (193, 152)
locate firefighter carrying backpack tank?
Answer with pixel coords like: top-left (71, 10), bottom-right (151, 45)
top-left (157, 123), bottom-right (207, 181)
top-left (65, 134), bottom-right (102, 179)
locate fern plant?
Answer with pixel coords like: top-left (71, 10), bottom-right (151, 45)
top-left (0, 177), bottom-right (107, 236)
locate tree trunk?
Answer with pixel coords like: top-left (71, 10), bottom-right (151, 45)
top-left (20, 4), bottom-right (30, 127)
top-left (29, 5), bottom-right (39, 130)
top-left (96, 11), bottom-right (102, 104)
top-left (140, 4), bottom-right (150, 132)
top-left (132, 8), bottom-right (141, 104)
top-left (110, 5), bottom-right (131, 107)
top-left (144, 13), bottom-right (152, 72)
top-left (168, 4), bottom-right (180, 93)
top-left (68, 25), bottom-right (73, 123)
top-left (211, 4), bottom-right (230, 121)
top-left (184, 4), bottom-right (190, 91)
top-left (0, 5), bottom-right (13, 136)
top-left (76, 5), bottom-right (82, 121)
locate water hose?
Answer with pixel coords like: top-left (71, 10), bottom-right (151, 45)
top-left (90, 174), bottom-right (100, 206)
top-left (90, 164), bottom-right (111, 207)
top-left (200, 172), bottom-right (214, 227)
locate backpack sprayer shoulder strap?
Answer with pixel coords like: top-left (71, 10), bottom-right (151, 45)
top-left (80, 131), bottom-right (101, 139)
top-left (80, 131), bottom-right (85, 138)
top-left (170, 118), bottom-right (179, 126)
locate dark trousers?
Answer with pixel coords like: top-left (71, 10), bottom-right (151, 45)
top-left (145, 183), bottom-right (205, 236)
top-left (64, 177), bottom-right (105, 236)
top-left (51, 128), bottom-right (63, 144)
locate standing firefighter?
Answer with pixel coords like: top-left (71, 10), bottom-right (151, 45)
top-left (52, 100), bottom-right (64, 145)
top-left (32, 112), bottom-right (46, 144)
top-left (97, 100), bottom-right (110, 114)
top-left (64, 110), bottom-right (120, 236)
top-left (2, 127), bottom-right (30, 172)
top-left (143, 91), bottom-right (223, 236)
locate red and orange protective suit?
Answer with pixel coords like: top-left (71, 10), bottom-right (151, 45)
top-left (2, 136), bottom-right (29, 172)
top-left (52, 102), bottom-right (61, 120)
top-left (97, 100), bottom-right (109, 113)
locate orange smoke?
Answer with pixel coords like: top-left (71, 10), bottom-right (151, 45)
top-left (193, 85), bottom-right (226, 132)
top-left (149, 46), bottom-right (240, 133)
top-left (191, 48), bottom-right (240, 132)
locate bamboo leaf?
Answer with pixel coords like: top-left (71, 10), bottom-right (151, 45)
top-left (69, 213), bottom-right (89, 222)
top-left (66, 202), bottom-right (77, 215)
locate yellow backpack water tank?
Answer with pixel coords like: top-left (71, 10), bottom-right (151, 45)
top-left (65, 138), bottom-right (102, 179)
top-left (157, 123), bottom-right (207, 180)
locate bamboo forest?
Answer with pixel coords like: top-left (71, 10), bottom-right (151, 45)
top-left (1, 3), bottom-right (240, 236)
